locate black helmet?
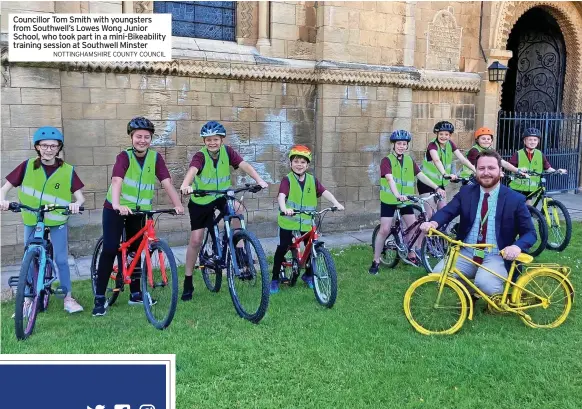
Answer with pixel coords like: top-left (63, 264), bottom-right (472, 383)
top-left (522, 127), bottom-right (542, 139)
top-left (433, 121), bottom-right (455, 134)
top-left (390, 130), bottom-right (412, 142)
top-left (127, 117), bottom-right (155, 135)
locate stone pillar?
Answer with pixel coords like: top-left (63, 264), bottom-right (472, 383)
top-left (122, 1), bottom-right (133, 13)
top-left (403, 1), bottom-right (417, 66)
top-left (256, 1), bottom-right (270, 49)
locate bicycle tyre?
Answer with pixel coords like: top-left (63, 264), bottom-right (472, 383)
top-left (512, 268), bottom-right (572, 328)
top-left (312, 246), bottom-right (338, 308)
top-left (371, 225), bottom-right (400, 268)
top-left (227, 229), bottom-right (270, 324)
top-left (15, 248), bottom-right (42, 340)
top-left (91, 236), bottom-right (123, 306)
top-left (200, 228), bottom-right (222, 292)
top-left (525, 205), bottom-right (548, 257)
top-left (403, 274), bottom-right (468, 335)
top-left (141, 240), bottom-right (179, 330)
top-left (420, 232), bottom-right (449, 274)
top-left (545, 199), bottom-right (572, 252)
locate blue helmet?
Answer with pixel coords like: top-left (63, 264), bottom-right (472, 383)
top-left (33, 127), bottom-right (63, 145)
top-left (433, 121), bottom-right (455, 134)
top-left (523, 127), bottom-right (542, 139)
top-left (200, 121), bottom-right (226, 138)
top-left (390, 130), bottom-right (412, 142)
top-left (127, 117), bottom-right (155, 135)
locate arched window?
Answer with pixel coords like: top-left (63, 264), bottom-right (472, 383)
top-left (153, 1), bottom-right (236, 41)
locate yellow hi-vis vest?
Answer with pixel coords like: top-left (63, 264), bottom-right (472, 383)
top-left (18, 159), bottom-right (74, 226)
top-left (509, 149), bottom-right (543, 192)
top-left (191, 145), bottom-right (231, 205)
top-left (380, 154), bottom-right (415, 204)
top-left (278, 172), bottom-right (317, 232)
top-left (422, 139), bottom-right (453, 187)
top-left (106, 149), bottom-right (157, 210)
top-left (459, 144), bottom-right (485, 178)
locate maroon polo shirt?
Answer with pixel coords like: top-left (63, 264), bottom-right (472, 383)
top-left (6, 159), bottom-right (84, 193)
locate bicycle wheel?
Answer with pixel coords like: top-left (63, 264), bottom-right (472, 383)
top-left (420, 231), bottom-right (449, 273)
top-left (227, 229), bottom-right (270, 323)
top-left (15, 249), bottom-right (42, 340)
top-left (91, 236), bottom-right (123, 306)
top-left (403, 275), bottom-right (468, 335)
top-left (39, 256), bottom-right (54, 313)
top-left (141, 240), bottom-right (179, 330)
top-left (311, 246), bottom-right (338, 308)
top-left (199, 228), bottom-right (222, 292)
top-left (512, 269), bottom-right (572, 328)
top-left (545, 199), bottom-right (572, 251)
top-left (371, 225), bottom-right (400, 268)
top-left (525, 205), bottom-right (548, 257)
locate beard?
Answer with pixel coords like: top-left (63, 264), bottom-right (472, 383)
top-left (476, 173), bottom-right (501, 188)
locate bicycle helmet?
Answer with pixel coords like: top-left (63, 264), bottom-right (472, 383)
top-left (474, 127), bottom-right (494, 139)
top-left (522, 127), bottom-right (542, 139)
top-left (200, 121), bottom-right (226, 138)
top-left (33, 127), bottom-right (63, 144)
top-left (288, 145), bottom-right (312, 163)
top-left (389, 130), bottom-right (412, 142)
top-left (433, 121), bottom-right (455, 134)
top-left (127, 117), bottom-right (155, 135)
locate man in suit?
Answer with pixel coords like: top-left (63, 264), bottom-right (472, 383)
top-left (420, 149), bottom-right (537, 295)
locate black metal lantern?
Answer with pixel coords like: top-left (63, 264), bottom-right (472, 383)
top-left (488, 61), bottom-right (508, 82)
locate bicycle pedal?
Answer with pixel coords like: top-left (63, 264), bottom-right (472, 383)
top-left (54, 286), bottom-right (67, 299)
top-left (8, 276), bottom-right (19, 288)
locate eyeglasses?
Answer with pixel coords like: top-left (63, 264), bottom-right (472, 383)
top-left (38, 144), bottom-right (60, 150)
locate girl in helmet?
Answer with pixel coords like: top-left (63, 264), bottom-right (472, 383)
top-left (508, 127), bottom-right (566, 204)
top-left (459, 127), bottom-right (523, 181)
top-left (92, 117), bottom-right (184, 317)
top-left (179, 121), bottom-right (268, 301)
top-left (0, 126), bottom-right (86, 314)
top-left (419, 121), bottom-right (476, 219)
top-left (368, 130), bottom-right (446, 275)
top-left (270, 144), bottom-right (344, 294)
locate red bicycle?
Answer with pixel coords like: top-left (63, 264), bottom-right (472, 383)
top-left (90, 208), bottom-right (178, 329)
top-left (278, 207), bottom-right (338, 308)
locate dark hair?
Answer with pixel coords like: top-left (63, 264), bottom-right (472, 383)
top-left (33, 142), bottom-right (64, 170)
top-left (475, 149), bottom-right (502, 168)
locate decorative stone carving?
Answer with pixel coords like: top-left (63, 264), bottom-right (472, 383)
top-left (425, 7), bottom-right (462, 71)
top-left (240, 2), bottom-right (254, 39)
top-left (134, 1), bottom-right (153, 13)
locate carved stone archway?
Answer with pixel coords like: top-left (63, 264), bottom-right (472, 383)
top-left (492, 1), bottom-right (582, 112)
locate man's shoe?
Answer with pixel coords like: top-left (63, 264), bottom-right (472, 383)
top-left (270, 279), bottom-right (280, 294)
top-left (92, 297), bottom-right (107, 317)
top-left (301, 274), bottom-right (314, 289)
top-left (368, 261), bottom-right (380, 275)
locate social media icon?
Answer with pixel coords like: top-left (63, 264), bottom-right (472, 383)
top-left (139, 405), bottom-right (155, 409)
top-left (87, 406), bottom-right (105, 409)
top-left (115, 405), bottom-right (131, 409)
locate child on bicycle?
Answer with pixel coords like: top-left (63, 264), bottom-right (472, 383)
top-left (270, 145), bottom-right (344, 293)
top-left (368, 130), bottom-right (446, 275)
top-left (419, 121), bottom-right (475, 220)
top-left (0, 127), bottom-right (85, 314)
top-left (508, 127), bottom-right (567, 204)
top-left (459, 127), bottom-right (523, 180)
top-left (179, 121), bottom-right (269, 301)
top-left (92, 117), bottom-right (184, 317)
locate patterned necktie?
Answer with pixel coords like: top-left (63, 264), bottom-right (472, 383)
top-left (473, 192), bottom-right (490, 264)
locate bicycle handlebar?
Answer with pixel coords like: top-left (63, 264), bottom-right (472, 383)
top-left (128, 208), bottom-right (178, 216)
top-left (280, 206), bottom-right (338, 217)
top-left (192, 184), bottom-right (263, 197)
top-left (444, 175), bottom-right (472, 185)
top-left (427, 227), bottom-right (493, 250)
top-left (8, 202), bottom-right (85, 215)
top-left (520, 170), bottom-right (566, 176)
top-left (404, 193), bottom-right (442, 204)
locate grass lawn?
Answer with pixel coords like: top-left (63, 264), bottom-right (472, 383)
top-left (2, 223), bottom-right (582, 408)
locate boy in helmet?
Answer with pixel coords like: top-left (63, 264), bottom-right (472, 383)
top-left (179, 121), bottom-right (269, 301)
top-left (508, 127), bottom-right (566, 204)
top-left (459, 127), bottom-right (523, 179)
top-left (270, 145), bottom-right (344, 294)
top-left (419, 121), bottom-right (476, 221)
top-left (0, 127), bottom-right (86, 314)
top-left (92, 117), bottom-right (184, 316)
top-left (369, 130), bottom-right (446, 275)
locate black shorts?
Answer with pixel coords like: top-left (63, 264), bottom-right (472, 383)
top-left (381, 202), bottom-right (415, 218)
top-left (188, 197), bottom-right (227, 231)
top-left (417, 180), bottom-right (442, 195)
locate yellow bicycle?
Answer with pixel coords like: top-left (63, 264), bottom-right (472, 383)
top-left (403, 228), bottom-right (574, 335)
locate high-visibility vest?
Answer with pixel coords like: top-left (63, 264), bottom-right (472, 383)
top-left (509, 149), bottom-right (543, 192)
top-left (106, 149), bottom-right (157, 210)
top-left (422, 139), bottom-right (453, 187)
top-left (380, 154), bottom-right (415, 204)
top-left (191, 145), bottom-right (231, 205)
top-left (18, 159), bottom-right (74, 226)
top-left (278, 172), bottom-right (317, 232)
top-left (459, 144), bottom-right (485, 178)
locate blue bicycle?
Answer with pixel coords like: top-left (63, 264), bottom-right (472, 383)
top-left (8, 202), bottom-right (83, 340)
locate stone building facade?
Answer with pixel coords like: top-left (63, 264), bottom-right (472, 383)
top-left (1, 1), bottom-right (581, 265)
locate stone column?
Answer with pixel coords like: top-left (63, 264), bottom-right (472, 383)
top-left (122, 1), bottom-right (133, 13)
top-left (256, 1), bottom-right (270, 48)
top-left (403, 1), bottom-right (417, 66)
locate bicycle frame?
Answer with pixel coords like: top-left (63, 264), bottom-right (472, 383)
top-left (523, 173), bottom-right (561, 227)
top-left (289, 227), bottom-right (318, 270)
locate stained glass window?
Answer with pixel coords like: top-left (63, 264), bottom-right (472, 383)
top-left (153, 1), bottom-right (236, 41)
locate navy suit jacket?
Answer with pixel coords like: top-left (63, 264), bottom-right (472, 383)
top-left (431, 184), bottom-right (537, 252)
